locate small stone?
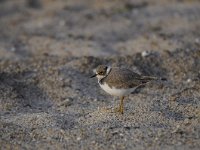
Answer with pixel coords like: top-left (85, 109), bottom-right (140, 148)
top-left (141, 51), bottom-right (151, 57)
top-left (184, 118), bottom-right (190, 125)
top-left (186, 78), bottom-right (192, 83)
top-left (77, 137), bottom-right (81, 141)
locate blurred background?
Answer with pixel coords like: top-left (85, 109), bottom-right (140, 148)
top-left (0, 0), bottom-right (200, 59)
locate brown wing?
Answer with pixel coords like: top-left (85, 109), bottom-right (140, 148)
top-left (103, 68), bottom-right (156, 89)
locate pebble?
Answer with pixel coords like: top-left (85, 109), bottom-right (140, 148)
top-left (186, 78), bottom-right (192, 83)
top-left (77, 137), bottom-right (81, 141)
top-left (141, 51), bottom-right (151, 57)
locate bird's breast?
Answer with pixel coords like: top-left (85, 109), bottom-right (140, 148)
top-left (99, 82), bottom-right (136, 97)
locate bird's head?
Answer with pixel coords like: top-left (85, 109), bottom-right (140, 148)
top-left (90, 65), bottom-right (111, 80)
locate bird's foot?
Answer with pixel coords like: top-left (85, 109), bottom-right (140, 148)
top-left (113, 106), bottom-right (124, 114)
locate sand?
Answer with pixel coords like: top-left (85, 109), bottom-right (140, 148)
top-left (0, 0), bottom-right (200, 149)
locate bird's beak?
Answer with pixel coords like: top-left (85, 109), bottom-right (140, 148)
top-left (90, 74), bottom-right (97, 78)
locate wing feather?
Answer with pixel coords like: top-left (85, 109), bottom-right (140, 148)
top-left (102, 68), bottom-right (155, 89)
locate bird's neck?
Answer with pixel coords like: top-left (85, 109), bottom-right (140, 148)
top-left (98, 78), bottom-right (104, 85)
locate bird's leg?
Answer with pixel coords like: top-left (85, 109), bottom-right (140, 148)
top-left (114, 96), bottom-right (125, 114)
top-left (119, 96), bottom-right (125, 114)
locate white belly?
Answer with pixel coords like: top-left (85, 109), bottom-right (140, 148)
top-left (99, 83), bottom-right (136, 97)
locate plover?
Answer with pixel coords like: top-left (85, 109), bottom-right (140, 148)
top-left (91, 65), bottom-right (165, 114)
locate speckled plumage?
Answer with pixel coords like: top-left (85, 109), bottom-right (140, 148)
top-left (91, 65), bottom-right (161, 114)
top-left (96, 65), bottom-right (156, 89)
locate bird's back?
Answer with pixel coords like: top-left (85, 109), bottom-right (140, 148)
top-left (101, 67), bottom-right (155, 89)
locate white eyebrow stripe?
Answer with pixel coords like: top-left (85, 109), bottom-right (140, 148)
top-left (106, 66), bottom-right (111, 75)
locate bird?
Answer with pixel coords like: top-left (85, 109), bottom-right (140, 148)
top-left (90, 65), bottom-right (165, 114)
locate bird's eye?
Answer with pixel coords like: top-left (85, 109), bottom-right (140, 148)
top-left (99, 72), bottom-right (103, 75)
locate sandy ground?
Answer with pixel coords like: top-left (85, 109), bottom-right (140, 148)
top-left (0, 0), bottom-right (200, 149)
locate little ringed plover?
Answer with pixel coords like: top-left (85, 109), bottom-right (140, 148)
top-left (91, 65), bottom-right (165, 114)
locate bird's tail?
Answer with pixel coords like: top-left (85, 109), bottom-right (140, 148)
top-left (140, 76), bottom-right (167, 83)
